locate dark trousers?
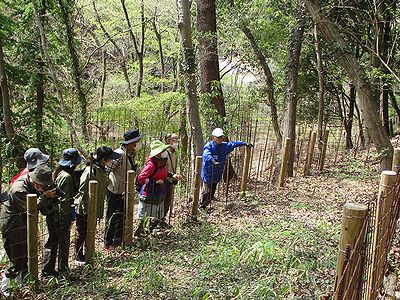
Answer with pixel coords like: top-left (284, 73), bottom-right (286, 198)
top-left (75, 214), bottom-right (87, 260)
top-left (2, 216), bottom-right (27, 278)
top-left (104, 190), bottom-right (124, 247)
top-left (199, 182), bottom-right (218, 209)
top-left (42, 219), bottom-right (71, 273)
top-left (163, 182), bottom-right (174, 219)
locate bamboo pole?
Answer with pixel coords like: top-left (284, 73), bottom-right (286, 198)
top-left (190, 156), bottom-right (202, 217)
top-left (268, 143), bottom-right (278, 188)
top-left (391, 148), bottom-right (400, 172)
top-left (254, 149), bottom-right (263, 194)
top-left (318, 129), bottom-right (330, 171)
top-left (334, 129), bottom-right (343, 164)
top-left (27, 194), bottom-right (38, 290)
top-left (123, 170), bottom-right (136, 247)
top-left (304, 131), bottom-right (317, 176)
top-left (86, 180), bottom-right (98, 263)
top-left (366, 170), bottom-right (397, 300)
top-left (333, 203), bottom-right (368, 300)
top-left (240, 146), bottom-right (252, 198)
top-left (279, 138), bottom-right (290, 188)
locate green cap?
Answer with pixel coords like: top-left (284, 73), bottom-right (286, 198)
top-left (30, 165), bottom-right (54, 186)
top-left (149, 140), bottom-right (170, 158)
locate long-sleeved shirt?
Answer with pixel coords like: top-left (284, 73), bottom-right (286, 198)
top-left (201, 140), bottom-right (246, 184)
top-left (75, 162), bottom-right (108, 218)
top-left (106, 147), bottom-right (136, 195)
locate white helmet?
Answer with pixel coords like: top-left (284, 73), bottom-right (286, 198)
top-left (211, 128), bottom-right (224, 138)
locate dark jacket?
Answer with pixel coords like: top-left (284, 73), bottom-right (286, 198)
top-left (1, 174), bottom-right (54, 237)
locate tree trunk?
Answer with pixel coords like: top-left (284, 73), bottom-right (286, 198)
top-left (389, 90), bottom-right (400, 127)
top-left (344, 83), bottom-right (356, 149)
top-left (179, 108), bottom-right (189, 162)
top-left (58, 0), bottom-right (89, 140)
top-left (282, 0), bottom-right (305, 177)
top-left (177, 0), bottom-right (204, 156)
top-left (153, 18), bottom-right (165, 92)
top-left (0, 37), bottom-right (16, 142)
top-left (314, 24), bottom-right (324, 150)
top-left (196, 0), bottom-right (226, 125)
top-left (36, 59), bottom-right (45, 149)
top-left (382, 84), bottom-right (390, 135)
top-left (93, 0), bottom-right (132, 98)
top-left (305, 0), bottom-right (393, 169)
top-left (240, 24), bottom-right (282, 146)
top-left (100, 49), bottom-right (106, 107)
top-left (120, 0), bottom-right (145, 98)
top-left (32, 0), bottom-right (88, 158)
top-left (354, 101), bottom-right (366, 148)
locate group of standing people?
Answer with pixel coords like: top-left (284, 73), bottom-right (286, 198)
top-left (0, 126), bottom-right (251, 295)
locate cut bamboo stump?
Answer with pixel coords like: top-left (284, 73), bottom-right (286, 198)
top-left (304, 131), bottom-right (317, 176)
top-left (240, 146), bottom-right (252, 198)
top-left (123, 170), bottom-right (136, 247)
top-left (333, 203), bottom-right (368, 300)
top-left (318, 129), bottom-right (329, 171)
top-left (366, 170), bottom-right (397, 300)
top-left (391, 148), bottom-right (400, 172)
top-left (27, 194), bottom-right (38, 290)
top-left (86, 180), bottom-right (98, 263)
top-left (279, 138), bottom-right (290, 188)
top-left (190, 156), bottom-right (202, 217)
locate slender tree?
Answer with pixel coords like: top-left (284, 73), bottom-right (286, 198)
top-left (0, 36), bottom-right (15, 143)
top-left (120, 0), bottom-right (145, 97)
top-left (177, 0), bottom-right (204, 156)
top-left (240, 23), bottom-right (282, 146)
top-left (58, 0), bottom-right (89, 140)
top-left (32, 0), bottom-right (88, 158)
top-left (196, 0), bottom-right (226, 125)
top-left (305, 0), bottom-right (393, 169)
top-left (282, 0), bottom-right (306, 177)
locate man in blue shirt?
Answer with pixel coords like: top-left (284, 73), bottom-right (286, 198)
top-left (199, 128), bottom-right (253, 210)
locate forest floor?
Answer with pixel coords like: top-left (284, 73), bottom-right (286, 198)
top-left (6, 149), bottom-right (384, 299)
top-left (35, 149), bottom-right (383, 300)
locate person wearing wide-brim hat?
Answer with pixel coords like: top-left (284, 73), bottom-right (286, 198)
top-left (74, 146), bottom-right (121, 263)
top-left (135, 140), bottom-right (170, 237)
top-left (1, 165), bottom-right (57, 294)
top-left (105, 129), bottom-right (144, 250)
top-left (41, 149), bottom-right (83, 276)
top-left (10, 148), bottom-right (50, 187)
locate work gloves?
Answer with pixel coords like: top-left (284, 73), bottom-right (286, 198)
top-left (245, 143), bottom-right (254, 148)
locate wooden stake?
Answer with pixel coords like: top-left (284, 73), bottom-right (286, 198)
top-left (279, 138), bottom-right (290, 188)
top-left (318, 129), bottom-right (330, 171)
top-left (86, 180), bottom-right (98, 263)
top-left (190, 156), bottom-right (202, 217)
top-left (391, 148), bottom-right (400, 172)
top-left (27, 194), bottom-right (38, 290)
top-left (304, 131), bottom-right (317, 176)
top-left (240, 146), bottom-right (252, 198)
top-left (123, 170), bottom-right (136, 247)
top-left (367, 170), bottom-right (397, 300)
top-left (333, 203), bottom-right (368, 300)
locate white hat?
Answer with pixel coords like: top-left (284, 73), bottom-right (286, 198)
top-left (212, 128), bottom-right (224, 137)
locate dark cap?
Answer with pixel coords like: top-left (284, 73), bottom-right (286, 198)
top-left (24, 148), bottom-right (50, 171)
top-left (0, 192), bottom-right (8, 203)
top-left (96, 146), bottom-right (122, 161)
top-left (59, 148), bottom-right (83, 167)
top-left (30, 165), bottom-right (54, 186)
top-left (122, 129), bottom-right (144, 145)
